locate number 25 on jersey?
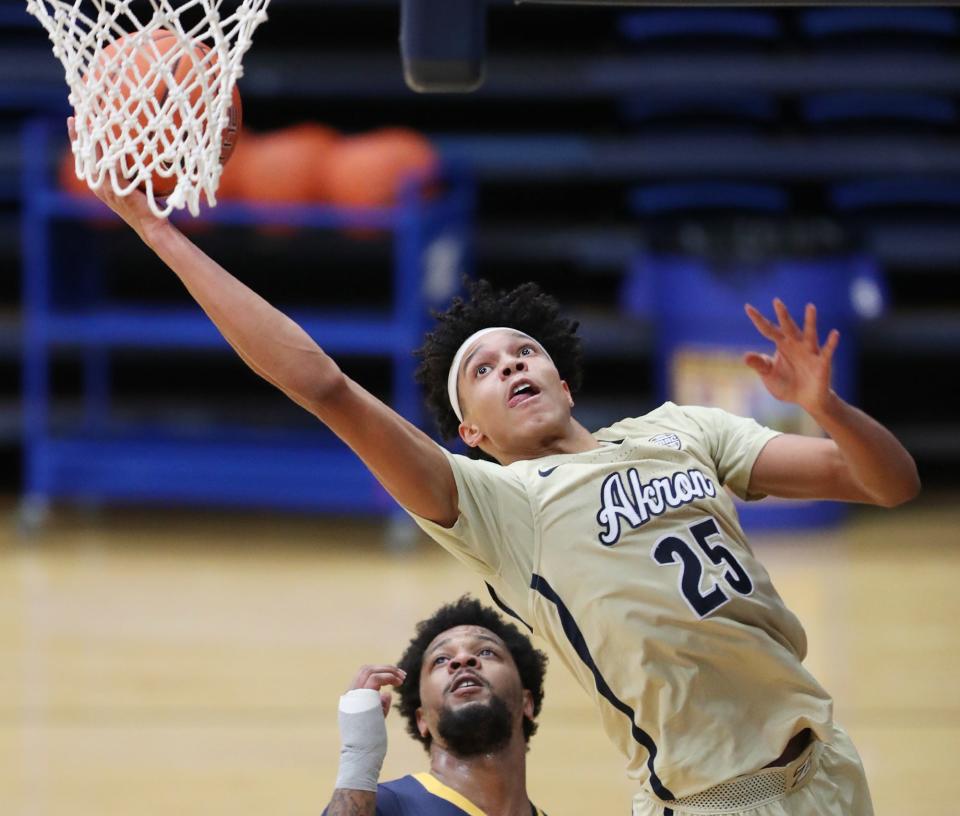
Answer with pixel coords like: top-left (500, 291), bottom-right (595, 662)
top-left (652, 517), bottom-right (754, 618)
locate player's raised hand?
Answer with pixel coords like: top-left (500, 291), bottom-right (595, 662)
top-left (744, 299), bottom-right (840, 414)
top-left (66, 116), bottom-right (169, 245)
top-left (349, 664), bottom-right (407, 717)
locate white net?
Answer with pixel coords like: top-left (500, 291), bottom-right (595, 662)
top-left (26, 0), bottom-right (271, 217)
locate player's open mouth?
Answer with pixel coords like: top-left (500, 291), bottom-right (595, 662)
top-left (507, 379), bottom-right (540, 408)
top-left (449, 672), bottom-right (487, 696)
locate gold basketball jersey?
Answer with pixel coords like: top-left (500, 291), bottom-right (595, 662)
top-left (408, 402), bottom-right (834, 800)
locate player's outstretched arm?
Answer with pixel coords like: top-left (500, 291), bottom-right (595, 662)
top-left (323, 665), bottom-right (406, 816)
top-left (68, 119), bottom-right (460, 526)
top-left (744, 299), bottom-right (920, 508)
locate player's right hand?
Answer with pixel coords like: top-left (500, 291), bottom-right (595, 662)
top-left (349, 665), bottom-right (407, 717)
top-left (66, 116), bottom-right (170, 246)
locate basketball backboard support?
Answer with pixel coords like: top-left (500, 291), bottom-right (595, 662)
top-left (401, 0), bottom-right (960, 93)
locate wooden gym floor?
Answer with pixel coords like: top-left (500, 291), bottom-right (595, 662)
top-left (0, 495), bottom-right (958, 815)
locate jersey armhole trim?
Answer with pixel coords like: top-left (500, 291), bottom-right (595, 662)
top-left (485, 582), bottom-right (534, 632)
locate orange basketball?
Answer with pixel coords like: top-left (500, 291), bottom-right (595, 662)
top-left (216, 127), bottom-right (258, 201)
top-left (323, 128), bottom-right (438, 208)
top-left (235, 123), bottom-right (340, 204)
top-left (86, 28), bottom-right (242, 198)
top-left (59, 146), bottom-right (91, 197)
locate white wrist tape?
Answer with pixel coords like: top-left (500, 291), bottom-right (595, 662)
top-left (335, 689), bottom-right (387, 792)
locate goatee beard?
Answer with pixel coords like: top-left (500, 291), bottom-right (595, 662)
top-left (436, 693), bottom-right (513, 757)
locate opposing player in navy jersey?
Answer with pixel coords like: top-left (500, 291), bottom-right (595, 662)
top-left (324, 597), bottom-right (548, 816)
top-left (84, 121), bottom-right (920, 816)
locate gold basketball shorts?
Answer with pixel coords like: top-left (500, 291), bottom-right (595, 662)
top-left (633, 724), bottom-right (873, 816)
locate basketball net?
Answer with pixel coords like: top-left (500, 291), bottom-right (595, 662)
top-left (26, 0), bottom-right (271, 217)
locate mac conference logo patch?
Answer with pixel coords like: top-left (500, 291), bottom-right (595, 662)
top-left (648, 433), bottom-right (681, 450)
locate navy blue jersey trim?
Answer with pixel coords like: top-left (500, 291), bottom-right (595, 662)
top-left (529, 573), bottom-right (675, 801)
top-left (485, 582), bottom-right (534, 632)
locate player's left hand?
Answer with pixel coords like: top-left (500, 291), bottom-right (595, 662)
top-left (67, 116), bottom-right (172, 246)
top-left (744, 299), bottom-right (840, 414)
top-left (348, 664), bottom-right (407, 717)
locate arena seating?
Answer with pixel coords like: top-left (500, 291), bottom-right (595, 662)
top-left (4, 0), bottom-right (960, 511)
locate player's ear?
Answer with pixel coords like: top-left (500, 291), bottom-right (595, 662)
top-left (521, 689), bottom-right (534, 720)
top-left (560, 380), bottom-right (574, 408)
top-left (415, 707), bottom-right (429, 739)
top-left (458, 420), bottom-right (484, 449)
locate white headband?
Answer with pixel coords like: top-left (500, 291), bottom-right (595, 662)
top-left (447, 327), bottom-right (549, 422)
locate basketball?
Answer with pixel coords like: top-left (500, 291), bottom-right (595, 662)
top-left (215, 128), bottom-right (258, 201)
top-left (324, 128), bottom-right (438, 208)
top-left (87, 28), bottom-right (242, 198)
top-left (235, 123), bottom-right (341, 203)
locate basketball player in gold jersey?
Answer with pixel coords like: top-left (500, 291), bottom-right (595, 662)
top-left (75, 117), bottom-right (920, 816)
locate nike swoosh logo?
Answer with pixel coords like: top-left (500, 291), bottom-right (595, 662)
top-left (538, 466), bottom-right (559, 477)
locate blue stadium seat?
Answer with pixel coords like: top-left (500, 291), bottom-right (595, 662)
top-left (801, 9), bottom-right (958, 41)
top-left (802, 92), bottom-right (957, 128)
top-left (619, 10), bottom-right (780, 45)
top-left (629, 182), bottom-right (788, 216)
top-left (621, 92), bottom-right (778, 133)
top-left (831, 178), bottom-right (960, 212)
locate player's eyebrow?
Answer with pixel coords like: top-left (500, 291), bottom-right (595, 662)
top-left (426, 632), bottom-right (503, 657)
top-left (460, 332), bottom-right (531, 376)
top-left (460, 344), bottom-right (488, 375)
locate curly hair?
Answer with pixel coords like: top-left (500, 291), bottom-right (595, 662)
top-left (395, 595), bottom-right (548, 752)
top-left (414, 279), bottom-right (584, 448)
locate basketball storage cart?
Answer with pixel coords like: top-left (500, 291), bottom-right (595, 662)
top-left (20, 117), bottom-right (473, 522)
